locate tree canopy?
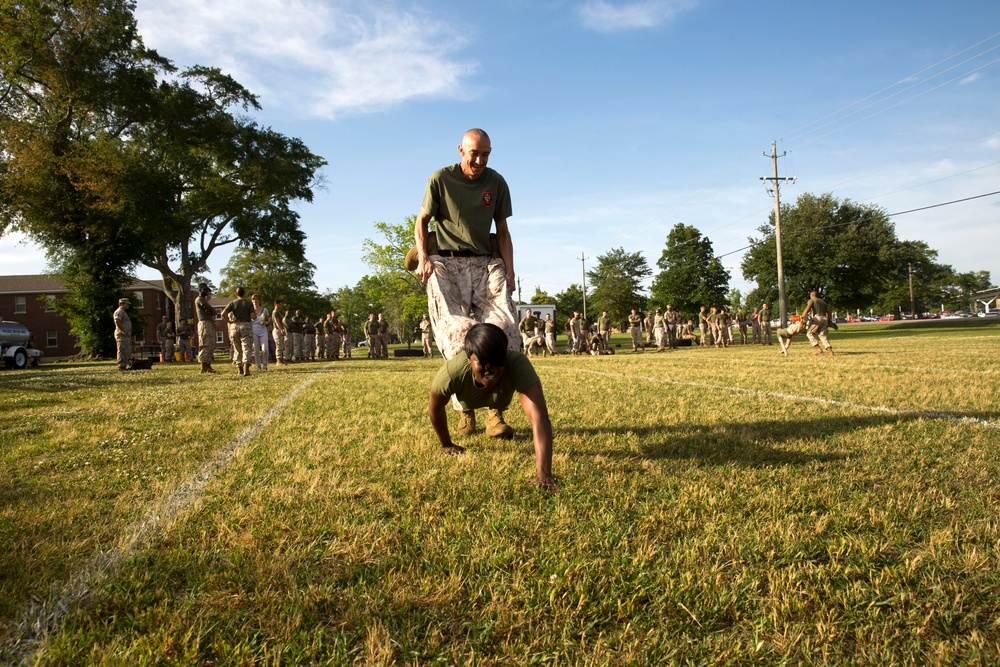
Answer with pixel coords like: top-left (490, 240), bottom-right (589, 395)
top-left (1, 0), bottom-right (169, 355)
top-left (740, 192), bottom-right (992, 316)
top-left (359, 218), bottom-right (428, 342)
top-left (650, 223), bottom-right (730, 315)
top-left (585, 247), bottom-right (650, 325)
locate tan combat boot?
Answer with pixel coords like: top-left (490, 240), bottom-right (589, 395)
top-left (457, 410), bottom-right (477, 436)
top-left (486, 409), bottom-right (514, 440)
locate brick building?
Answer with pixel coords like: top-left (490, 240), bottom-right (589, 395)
top-left (0, 275), bottom-right (233, 360)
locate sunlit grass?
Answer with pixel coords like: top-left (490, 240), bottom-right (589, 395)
top-left (1, 320), bottom-right (999, 664)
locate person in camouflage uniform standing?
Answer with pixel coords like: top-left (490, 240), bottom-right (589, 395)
top-left (271, 300), bottom-right (287, 364)
top-left (664, 304), bottom-right (678, 350)
top-left (750, 307), bottom-right (761, 344)
top-left (419, 313), bottom-right (435, 358)
top-left (113, 297), bottom-right (132, 370)
top-left (287, 309), bottom-right (304, 361)
top-left (364, 313), bottom-right (376, 358)
top-left (628, 308), bottom-right (643, 352)
top-left (195, 284), bottom-right (217, 373)
top-left (735, 306), bottom-right (748, 345)
top-left (377, 313), bottom-right (389, 359)
top-left (759, 303), bottom-right (772, 345)
top-left (221, 286), bottom-right (256, 376)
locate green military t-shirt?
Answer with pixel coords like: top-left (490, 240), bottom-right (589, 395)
top-left (807, 297), bottom-right (829, 317)
top-left (519, 314), bottom-right (538, 333)
top-left (222, 298), bottom-right (254, 322)
top-left (195, 296), bottom-right (215, 322)
top-left (431, 349), bottom-right (540, 411)
top-left (421, 164), bottom-right (512, 255)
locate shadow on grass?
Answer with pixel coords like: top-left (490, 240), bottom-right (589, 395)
top-left (549, 412), bottom-right (939, 467)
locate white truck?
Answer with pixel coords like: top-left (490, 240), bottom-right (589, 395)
top-left (0, 317), bottom-right (43, 369)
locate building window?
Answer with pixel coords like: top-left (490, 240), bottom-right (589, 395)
top-left (134, 328), bottom-right (145, 344)
top-left (156, 293), bottom-right (161, 310)
top-left (214, 307), bottom-right (222, 321)
top-left (216, 330), bottom-right (224, 344)
top-left (44, 295), bottom-right (57, 312)
top-left (14, 296), bottom-right (26, 314)
top-left (131, 291), bottom-right (144, 308)
top-left (46, 331), bottom-right (58, 347)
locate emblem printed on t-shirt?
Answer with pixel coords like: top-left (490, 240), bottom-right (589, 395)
top-left (481, 191), bottom-right (494, 207)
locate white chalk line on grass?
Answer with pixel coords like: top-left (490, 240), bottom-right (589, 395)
top-left (571, 368), bottom-right (1000, 430)
top-left (3, 365), bottom-right (332, 664)
top-left (727, 356), bottom-right (1000, 376)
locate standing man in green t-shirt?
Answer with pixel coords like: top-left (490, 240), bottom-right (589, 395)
top-left (428, 323), bottom-right (555, 490)
top-left (760, 303), bottom-right (772, 345)
top-left (414, 133), bottom-right (520, 434)
top-left (221, 286), bottom-right (256, 376)
top-left (518, 308), bottom-right (539, 354)
top-left (802, 290), bottom-right (834, 356)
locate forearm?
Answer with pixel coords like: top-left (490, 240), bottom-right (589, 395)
top-left (495, 219), bottom-right (514, 275)
top-left (415, 211), bottom-right (432, 261)
top-left (428, 392), bottom-right (453, 448)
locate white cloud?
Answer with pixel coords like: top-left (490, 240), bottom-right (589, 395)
top-left (959, 72), bottom-right (981, 86)
top-left (577, 0), bottom-right (698, 32)
top-left (135, 0), bottom-right (477, 119)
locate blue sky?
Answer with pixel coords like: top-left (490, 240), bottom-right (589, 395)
top-left (3, 0), bottom-right (998, 306)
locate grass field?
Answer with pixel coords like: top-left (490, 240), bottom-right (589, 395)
top-left (2, 319), bottom-right (1000, 665)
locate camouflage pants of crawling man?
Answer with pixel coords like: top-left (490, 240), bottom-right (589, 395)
top-left (426, 255), bottom-right (520, 360)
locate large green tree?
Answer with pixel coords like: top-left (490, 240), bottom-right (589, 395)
top-left (741, 193), bottom-right (899, 313)
top-left (1, 0), bottom-right (169, 355)
top-left (137, 68), bottom-right (325, 328)
top-left (586, 247), bottom-right (651, 325)
top-left (650, 223), bottom-right (730, 314)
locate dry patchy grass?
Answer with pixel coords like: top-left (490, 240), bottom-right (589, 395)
top-left (1, 320), bottom-right (999, 665)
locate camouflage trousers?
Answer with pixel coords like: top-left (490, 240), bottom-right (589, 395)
top-left (231, 321), bottom-right (253, 365)
top-left (426, 255), bottom-right (519, 360)
top-left (115, 333), bottom-right (132, 369)
top-left (198, 321), bottom-right (216, 364)
top-left (272, 329), bottom-right (286, 362)
top-left (806, 316), bottom-right (832, 350)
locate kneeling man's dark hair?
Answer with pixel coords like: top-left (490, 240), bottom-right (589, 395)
top-left (464, 323), bottom-right (508, 367)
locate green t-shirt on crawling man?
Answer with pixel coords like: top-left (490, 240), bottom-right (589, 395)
top-left (431, 349), bottom-right (539, 411)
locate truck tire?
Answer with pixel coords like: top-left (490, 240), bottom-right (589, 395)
top-left (12, 348), bottom-right (28, 369)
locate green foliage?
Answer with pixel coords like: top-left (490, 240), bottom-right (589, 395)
top-left (553, 283), bottom-right (585, 324)
top-left (219, 247), bottom-right (323, 315)
top-left (529, 287), bottom-right (554, 305)
top-left (742, 194), bottom-right (901, 312)
top-left (360, 218), bottom-right (428, 342)
top-left (586, 247), bottom-right (650, 325)
top-left (650, 223), bottom-right (731, 314)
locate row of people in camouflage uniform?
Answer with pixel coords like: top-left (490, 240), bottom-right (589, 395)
top-left (268, 301), bottom-right (353, 364)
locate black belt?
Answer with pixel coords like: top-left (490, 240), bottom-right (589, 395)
top-left (437, 249), bottom-right (482, 258)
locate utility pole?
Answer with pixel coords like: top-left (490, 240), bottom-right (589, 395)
top-left (760, 141), bottom-right (796, 328)
top-left (580, 253), bottom-right (588, 321)
top-left (517, 277), bottom-right (523, 304)
top-left (908, 264), bottom-right (916, 319)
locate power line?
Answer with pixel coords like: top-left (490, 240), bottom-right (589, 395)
top-left (714, 189), bottom-right (1000, 261)
top-left (782, 31), bottom-right (1000, 143)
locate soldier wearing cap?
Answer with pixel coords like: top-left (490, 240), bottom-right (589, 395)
top-left (113, 297), bottom-right (132, 370)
